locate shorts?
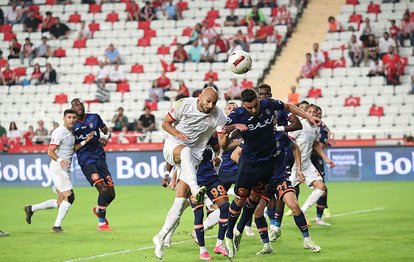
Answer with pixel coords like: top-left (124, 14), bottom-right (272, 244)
top-left (80, 159), bottom-right (114, 187)
top-left (49, 161), bottom-right (73, 192)
top-left (263, 176), bottom-right (295, 201)
top-left (191, 177), bottom-right (227, 208)
top-left (163, 139), bottom-right (181, 166)
top-left (290, 163), bottom-right (322, 187)
top-left (217, 169), bottom-right (238, 191)
top-left (234, 156), bottom-right (275, 199)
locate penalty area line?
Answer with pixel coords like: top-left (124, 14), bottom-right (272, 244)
top-left (64, 207), bottom-right (384, 261)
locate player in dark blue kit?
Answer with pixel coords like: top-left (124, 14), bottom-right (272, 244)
top-left (311, 105), bottom-right (334, 225)
top-left (191, 135), bottom-right (230, 260)
top-left (71, 98), bottom-right (115, 231)
top-left (219, 87), bottom-right (320, 258)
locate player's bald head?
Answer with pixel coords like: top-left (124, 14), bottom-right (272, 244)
top-left (198, 87), bottom-right (218, 114)
top-left (201, 87), bottom-right (219, 101)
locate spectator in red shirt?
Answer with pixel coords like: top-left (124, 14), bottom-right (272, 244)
top-left (30, 63), bottom-right (43, 85)
top-left (23, 125), bottom-right (35, 146)
top-left (126, 1), bottom-right (140, 21)
top-left (253, 21), bottom-right (268, 43)
top-left (157, 71), bottom-right (171, 91)
top-left (8, 37), bottom-right (21, 60)
top-left (175, 80), bottom-right (190, 100)
top-left (172, 43), bottom-right (188, 63)
top-left (267, 29), bottom-right (283, 50)
top-left (0, 63), bottom-right (17, 86)
top-left (41, 11), bottom-right (56, 33)
top-left (398, 12), bottom-right (414, 47)
top-left (389, 19), bottom-right (400, 43)
top-left (382, 46), bottom-right (401, 85)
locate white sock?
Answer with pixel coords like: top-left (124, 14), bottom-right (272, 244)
top-left (203, 208), bottom-right (220, 230)
top-left (199, 246), bottom-right (207, 254)
top-left (216, 239), bottom-right (223, 246)
top-left (164, 220), bottom-right (180, 244)
top-left (158, 198), bottom-right (188, 241)
top-left (180, 147), bottom-right (199, 196)
top-left (54, 200), bottom-right (71, 227)
top-left (31, 199), bottom-right (58, 212)
top-left (301, 189), bottom-right (324, 213)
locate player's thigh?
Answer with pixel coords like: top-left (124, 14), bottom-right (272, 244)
top-left (205, 179), bottom-right (228, 204)
top-left (303, 164), bottom-right (323, 187)
top-left (163, 140), bottom-right (184, 165)
top-left (96, 160), bottom-right (114, 186)
top-left (49, 162), bottom-right (73, 192)
top-left (274, 177), bottom-right (295, 201)
top-left (80, 163), bottom-right (102, 186)
top-left (282, 191), bottom-right (301, 212)
top-left (175, 179), bottom-right (191, 198)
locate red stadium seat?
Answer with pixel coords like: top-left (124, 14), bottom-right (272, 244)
top-left (207, 10), bottom-right (219, 19)
top-left (89, 4), bottom-right (102, 14)
top-left (177, 1), bottom-right (188, 11)
top-left (13, 67), bottom-right (26, 77)
top-left (157, 45), bottom-right (170, 55)
top-left (369, 105), bottom-right (384, 117)
top-left (53, 48), bottom-right (66, 57)
top-left (346, 0), bottom-right (359, 4)
top-left (204, 71), bottom-right (218, 81)
top-left (137, 37), bottom-right (151, 46)
top-left (367, 3), bottom-right (381, 14)
top-left (28, 5), bottom-right (40, 14)
top-left (85, 56), bottom-right (98, 66)
top-left (0, 24), bottom-right (13, 33)
top-left (182, 27), bottom-right (192, 36)
top-left (131, 64), bottom-right (144, 73)
top-left (84, 74), bottom-right (95, 84)
top-left (0, 59), bottom-right (7, 68)
top-left (54, 93), bottom-right (68, 104)
top-left (160, 59), bottom-right (176, 72)
top-left (344, 96), bottom-right (361, 107)
top-left (144, 101), bottom-right (158, 111)
top-left (138, 21), bottom-right (150, 29)
top-left (226, 0), bottom-right (239, 9)
top-left (3, 32), bottom-right (16, 41)
top-left (88, 22), bottom-right (100, 32)
top-left (45, 0), bottom-right (56, 5)
top-left (144, 29), bottom-right (157, 38)
top-left (69, 13), bottom-right (81, 23)
top-left (241, 79), bottom-right (253, 88)
top-left (116, 82), bottom-right (130, 93)
top-left (73, 39), bottom-right (86, 48)
top-left (106, 12), bottom-right (119, 23)
top-left (307, 87), bottom-right (322, 98)
top-left (349, 13), bottom-right (362, 23)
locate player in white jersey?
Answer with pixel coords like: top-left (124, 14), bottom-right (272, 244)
top-left (153, 87), bottom-right (227, 259)
top-left (289, 104), bottom-right (335, 216)
top-left (24, 109), bottom-right (94, 232)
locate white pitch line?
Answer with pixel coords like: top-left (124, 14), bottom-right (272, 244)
top-left (64, 207), bottom-right (384, 262)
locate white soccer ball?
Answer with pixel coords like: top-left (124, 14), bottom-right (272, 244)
top-left (228, 50), bottom-right (252, 74)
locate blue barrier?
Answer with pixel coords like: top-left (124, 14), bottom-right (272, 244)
top-left (0, 146), bottom-right (413, 187)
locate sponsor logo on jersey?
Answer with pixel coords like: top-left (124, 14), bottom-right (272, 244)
top-left (89, 122), bottom-right (94, 128)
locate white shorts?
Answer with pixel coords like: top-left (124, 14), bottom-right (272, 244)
top-left (49, 161), bottom-right (73, 192)
top-left (290, 163), bottom-right (322, 187)
top-left (163, 139), bottom-right (182, 166)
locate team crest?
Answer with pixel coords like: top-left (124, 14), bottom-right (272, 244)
top-left (265, 109), bottom-right (271, 115)
top-left (89, 122), bottom-right (94, 128)
top-left (205, 116), bottom-right (212, 123)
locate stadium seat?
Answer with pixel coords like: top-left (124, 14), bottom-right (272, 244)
top-left (83, 74), bottom-right (95, 84)
top-left (53, 48), bottom-right (66, 57)
top-left (144, 101), bottom-right (158, 111)
top-left (116, 82), bottom-right (130, 93)
top-left (307, 87), bottom-right (322, 98)
top-left (54, 93), bottom-right (68, 104)
top-left (157, 45), bottom-right (170, 55)
top-left (204, 71), bottom-right (218, 81)
top-left (344, 96), bottom-right (360, 107)
top-left (226, 0), bottom-right (239, 9)
top-left (69, 12), bottom-right (81, 23)
top-left (138, 21), bottom-right (151, 30)
top-left (137, 37), bottom-right (151, 47)
top-left (73, 39), bottom-right (87, 48)
top-left (89, 4), bottom-right (102, 14)
top-left (369, 105), bottom-right (384, 117)
top-left (106, 11), bottom-right (119, 23)
top-left (85, 56), bottom-right (98, 66)
top-left (0, 24), bottom-right (12, 33)
top-left (88, 22), bottom-right (100, 32)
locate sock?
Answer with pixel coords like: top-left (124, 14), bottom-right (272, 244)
top-left (180, 147), bottom-right (199, 196)
top-left (203, 208), bottom-right (219, 230)
top-left (164, 220), bottom-right (179, 244)
top-left (316, 188), bottom-right (328, 219)
top-left (199, 246), bottom-right (207, 254)
top-left (274, 211), bottom-right (283, 229)
top-left (301, 189), bottom-right (324, 213)
top-left (294, 211), bottom-right (309, 238)
top-left (53, 200), bottom-right (71, 227)
top-left (31, 199), bottom-right (58, 212)
top-left (246, 216), bottom-right (252, 227)
top-left (255, 216), bottom-right (269, 244)
top-left (158, 197), bottom-right (188, 241)
top-left (236, 198), bottom-right (258, 233)
top-left (216, 239), bottom-right (223, 246)
top-left (226, 200), bottom-right (242, 239)
top-left (98, 206), bottom-right (106, 225)
top-left (194, 206), bottom-right (205, 247)
top-left (267, 207), bottom-right (276, 226)
top-left (217, 202), bottom-right (229, 241)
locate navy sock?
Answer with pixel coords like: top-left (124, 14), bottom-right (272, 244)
top-left (275, 211), bottom-right (283, 228)
top-left (294, 211), bottom-right (309, 238)
top-left (316, 189), bottom-right (328, 218)
top-left (246, 217), bottom-right (252, 227)
top-left (98, 194), bottom-right (108, 223)
top-left (193, 207), bottom-right (205, 247)
top-left (267, 207), bottom-right (276, 226)
top-left (218, 202), bottom-right (229, 241)
top-left (255, 216), bottom-right (269, 243)
top-left (236, 198), bottom-right (258, 233)
top-left (226, 200), bottom-right (242, 239)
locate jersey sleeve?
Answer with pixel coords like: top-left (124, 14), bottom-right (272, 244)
top-left (49, 129), bottom-right (63, 146)
top-left (269, 99), bottom-right (285, 112)
top-left (97, 114), bottom-right (106, 129)
top-left (215, 109), bottom-right (228, 133)
top-left (167, 98), bottom-right (185, 121)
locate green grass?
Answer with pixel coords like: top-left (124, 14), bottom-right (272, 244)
top-left (1, 181), bottom-right (413, 261)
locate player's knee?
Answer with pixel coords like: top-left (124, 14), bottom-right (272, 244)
top-left (67, 192), bottom-right (75, 204)
top-left (98, 185), bottom-right (109, 196)
top-left (236, 188), bottom-right (250, 199)
top-left (108, 187), bottom-right (116, 201)
top-left (290, 204), bottom-right (302, 216)
top-left (254, 206), bottom-right (264, 217)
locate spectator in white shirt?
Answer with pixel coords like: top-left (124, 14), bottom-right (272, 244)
top-left (96, 61), bottom-right (110, 88)
top-left (348, 34), bottom-right (364, 67)
top-left (109, 62), bottom-right (125, 83)
top-left (224, 78), bottom-right (244, 101)
top-left (311, 43), bottom-right (325, 66)
top-left (5, 3), bottom-right (22, 25)
top-left (227, 39), bottom-right (243, 60)
top-left (378, 32), bottom-right (396, 58)
top-left (200, 42), bottom-right (215, 62)
top-left (77, 20), bottom-right (91, 40)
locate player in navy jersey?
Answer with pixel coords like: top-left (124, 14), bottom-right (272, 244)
top-left (311, 105), bottom-right (334, 225)
top-left (191, 135), bottom-right (229, 260)
top-left (219, 87), bottom-right (320, 258)
top-left (71, 98), bottom-right (115, 231)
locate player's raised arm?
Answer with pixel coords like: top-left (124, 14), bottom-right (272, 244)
top-left (313, 141), bottom-right (335, 168)
top-left (285, 103), bottom-right (320, 126)
top-left (277, 114), bottom-right (302, 132)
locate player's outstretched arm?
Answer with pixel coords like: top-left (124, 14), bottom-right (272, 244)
top-left (282, 114), bottom-right (302, 132)
top-left (285, 103), bottom-right (321, 126)
top-left (313, 141), bottom-right (335, 168)
top-left (230, 145), bottom-right (242, 164)
top-left (162, 113), bottom-right (188, 141)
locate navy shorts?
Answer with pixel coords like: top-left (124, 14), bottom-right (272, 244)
top-left (263, 175), bottom-right (295, 201)
top-left (217, 169), bottom-right (238, 191)
top-left (191, 176), bottom-right (227, 208)
top-left (80, 160), bottom-right (114, 187)
top-left (234, 156), bottom-right (275, 199)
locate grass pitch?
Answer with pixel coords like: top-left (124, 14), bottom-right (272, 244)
top-left (1, 181), bottom-right (413, 262)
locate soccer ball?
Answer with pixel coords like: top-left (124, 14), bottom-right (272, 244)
top-left (228, 50), bottom-right (252, 74)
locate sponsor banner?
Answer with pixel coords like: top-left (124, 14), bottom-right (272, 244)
top-left (1, 146), bottom-right (413, 187)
